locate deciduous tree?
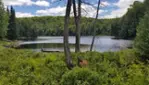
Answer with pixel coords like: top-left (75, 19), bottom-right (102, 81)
top-left (135, 11), bottom-right (149, 59)
top-left (0, 0), bottom-right (8, 39)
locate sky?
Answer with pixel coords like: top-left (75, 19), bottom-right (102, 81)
top-left (2, 0), bottom-right (144, 18)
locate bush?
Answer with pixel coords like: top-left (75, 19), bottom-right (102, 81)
top-left (135, 11), bottom-right (149, 58)
top-left (60, 68), bottom-right (100, 85)
top-left (0, 41), bottom-right (149, 85)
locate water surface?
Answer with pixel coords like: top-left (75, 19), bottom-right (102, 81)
top-left (19, 36), bottom-right (132, 52)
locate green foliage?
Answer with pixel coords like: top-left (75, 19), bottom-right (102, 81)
top-left (17, 18), bottom-right (41, 40)
top-left (126, 64), bottom-right (146, 85)
top-left (0, 0), bottom-right (146, 40)
top-left (111, 1), bottom-right (146, 39)
top-left (111, 18), bottom-right (121, 37)
top-left (16, 16), bottom-right (113, 40)
top-left (135, 11), bottom-right (149, 58)
top-left (60, 68), bottom-right (100, 85)
top-left (0, 0), bottom-right (8, 39)
top-left (0, 42), bottom-right (149, 85)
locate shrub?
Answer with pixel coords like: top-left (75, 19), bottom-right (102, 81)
top-left (0, 41), bottom-right (149, 85)
top-left (60, 68), bottom-right (100, 85)
top-left (118, 50), bottom-right (137, 66)
top-left (126, 64), bottom-right (146, 85)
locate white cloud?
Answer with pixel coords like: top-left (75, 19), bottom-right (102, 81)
top-left (36, 6), bottom-right (66, 16)
top-left (4, 0), bottom-right (145, 18)
top-left (2, 0), bottom-right (33, 6)
top-left (16, 12), bottom-right (34, 18)
top-left (115, 0), bottom-right (144, 9)
top-left (102, 0), bottom-right (144, 18)
top-left (36, 4), bottom-right (106, 17)
top-left (34, 0), bottom-right (50, 7)
top-left (2, 0), bottom-right (50, 7)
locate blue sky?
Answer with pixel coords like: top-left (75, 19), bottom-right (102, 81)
top-left (2, 0), bottom-right (144, 18)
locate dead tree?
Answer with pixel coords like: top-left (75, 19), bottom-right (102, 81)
top-left (64, 0), bottom-right (74, 69)
top-left (73, 0), bottom-right (81, 53)
top-left (90, 0), bottom-right (101, 51)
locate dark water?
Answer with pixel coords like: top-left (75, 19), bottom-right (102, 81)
top-left (19, 36), bottom-right (133, 52)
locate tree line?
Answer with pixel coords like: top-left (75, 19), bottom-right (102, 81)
top-left (0, 0), bottom-right (148, 41)
top-left (111, 0), bottom-right (148, 39)
top-left (16, 0), bottom-right (149, 40)
top-left (16, 16), bottom-right (113, 40)
top-left (0, 0), bottom-right (18, 40)
top-left (0, 0), bottom-right (113, 40)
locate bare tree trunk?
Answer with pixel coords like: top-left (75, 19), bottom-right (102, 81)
top-left (90, 0), bottom-right (101, 51)
top-left (73, 0), bottom-right (77, 24)
top-left (72, 0), bottom-right (79, 53)
top-left (64, 0), bottom-right (73, 69)
top-left (73, 0), bottom-right (81, 53)
top-left (76, 0), bottom-right (81, 52)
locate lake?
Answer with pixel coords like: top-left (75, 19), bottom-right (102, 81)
top-left (19, 36), bottom-right (133, 52)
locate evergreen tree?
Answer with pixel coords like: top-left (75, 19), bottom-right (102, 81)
top-left (7, 6), bottom-right (18, 40)
top-left (135, 11), bottom-right (149, 58)
top-left (0, 0), bottom-right (8, 39)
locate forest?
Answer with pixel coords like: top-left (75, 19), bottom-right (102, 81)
top-left (17, 16), bottom-right (113, 39)
top-left (1, 1), bottom-right (147, 40)
top-left (15, 0), bottom-right (147, 40)
top-left (0, 0), bottom-right (149, 85)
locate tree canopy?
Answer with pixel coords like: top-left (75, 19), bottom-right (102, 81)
top-left (135, 11), bottom-right (149, 58)
top-left (111, 1), bottom-right (146, 39)
top-left (16, 16), bottom-right (113, 40)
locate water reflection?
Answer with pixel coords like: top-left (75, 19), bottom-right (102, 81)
top-left (19, 36), bottom-right (133, 52)
top-left (20, 43), bottom-right (90, 52)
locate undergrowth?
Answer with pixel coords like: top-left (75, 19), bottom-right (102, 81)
top-left (0, 41), bottom-right (149, 85)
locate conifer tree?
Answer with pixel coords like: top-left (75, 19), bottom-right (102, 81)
top-left (7, 6), bottom-right (18, 40)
